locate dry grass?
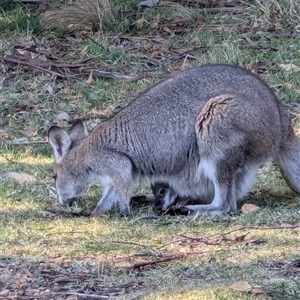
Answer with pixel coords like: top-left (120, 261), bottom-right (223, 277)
top-left (246, 0), bottom-right (300, 32)
top-left (43, 0), bottom-right (116, 34)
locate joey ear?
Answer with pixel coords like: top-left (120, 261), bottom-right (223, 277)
top-left (69, 119), bottom-right (88, 144)
top-left (48, 126), bottom-right (71, 162)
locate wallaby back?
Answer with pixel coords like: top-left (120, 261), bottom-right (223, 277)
top-left (48, 64), bottom-right (300, 216)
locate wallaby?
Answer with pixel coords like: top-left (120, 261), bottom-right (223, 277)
top-left (48, 64), bottom-right (300, 216)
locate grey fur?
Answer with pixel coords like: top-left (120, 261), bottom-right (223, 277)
top-left (48, 64), bottom-right (300, 216)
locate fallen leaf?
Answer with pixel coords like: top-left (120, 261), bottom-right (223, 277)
top-left (87, 70), bottom-right (94, 84)
top-left (138, 0), bottom-right (159, 7)
top-left (18, 126), bottom-right (39, 138)
top-left (63, 85), bottom-right (71, 94)
top-left (1, 172), bottom-right (37, 183)
top-left (241, 203), bottom-right (260, 214)
top-left (80, 45), bottom-right (89, 56)
top-left (46, 84), bottom-right (54, 94)
top-left (286, 203), bottom-right (297, 208)
top-left (179, 247), bottom-right (188, 253)
top-left (163, 27), bottom-right (173, 34)
top-left (279, 63), bottom-right (300, 72)
top-left (38, 54), bottom-right (48, 61)
top-left (55, 112), bottom-right (70, 121)
top-left (229, 281), bottom-right (252, 292)
top-left (152, 238), bottom-right (162, 245)
top-left (235, 232), bottom-right (249, 243)
top-left (0, 289), bottom-right (10, 296)
top-left (283, 82), bottom-right (293, 89)
top-left (267, 191), bottom-right (293, 199)
top-left (135, 15), bottom-right (145, 29)
top-left (251, 286), bottom-right (266, 294)
top-left (151, 15), bottom-right (160, 29)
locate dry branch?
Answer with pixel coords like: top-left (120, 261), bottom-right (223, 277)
top-left (45, 292), bottom-right (109, 299)
top-left (132, 253), bottom-right (188, 269)
top-left (0, 55), bottom-right (64, 78)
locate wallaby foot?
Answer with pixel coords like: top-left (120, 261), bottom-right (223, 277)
top-left (186, 158), bottom-right (237, 215)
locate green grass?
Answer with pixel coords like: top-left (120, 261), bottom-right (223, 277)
top-left (1, 0), bottom-right (300, 299)
top-left (0, 5), bottom-right (43, 35)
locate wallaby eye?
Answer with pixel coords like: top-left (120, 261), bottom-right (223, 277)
top-left (159, 188), bottom-right (166, 195)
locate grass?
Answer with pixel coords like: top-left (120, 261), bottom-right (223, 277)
top-left (0, 4), bottom-right (43, 35)
top-left (1, 0), bottom-right (300, 299)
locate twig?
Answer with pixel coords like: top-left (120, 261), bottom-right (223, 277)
top-left (166, 45), bottom-right (222, 61)
top-left (157, 238), bottom-right (189, 250)
top-left (112, 240), bottom-right (153, 250)
top-left (219, 225), bottom-right (300, 237)
top-left (179, 234), bottom-right (223, 245)
top-left (45, 231), bottom-right (87, 236)
top-left (131, 251), bottom-right (204, 269)
top-left (133, 215), bottom-right (161, 222)
top-left (132, 253), bottom-right (187, 269)
top-left (200, 7), bottom-right (252, 14)
top-left (19, 0), bottom-right (52, 2)
top-left (8, 140), bottom-right (48, 145)
top-left (237, 32), bottom-right (300, 39)
top-left (46, 293), bottom-right (109, 299)
top-left (93, 70), bottom-right (160, 82)
top-left (0, 55), bottom-right (64, 78)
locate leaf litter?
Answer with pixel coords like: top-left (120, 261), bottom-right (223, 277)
top-left (1, 224), bottom-right (299, 299)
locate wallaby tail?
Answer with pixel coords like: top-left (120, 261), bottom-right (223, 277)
top-left (275, 124), bottom-right (300, 194)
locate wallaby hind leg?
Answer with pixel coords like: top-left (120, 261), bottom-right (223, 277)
top-left (275, 126), bottom-right (300, 194)
top-left (185, 94), bottom-right (268, 214)
top-left (183, 158), bottom-right (237, 214)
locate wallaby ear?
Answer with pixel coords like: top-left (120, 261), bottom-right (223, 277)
top-left (69, 119), bottom-right (88, 144)
top-left (48, 126), bottom-right (71, 162)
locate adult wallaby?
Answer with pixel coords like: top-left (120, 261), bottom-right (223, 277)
top-left (48, 64), bottom-right (300, 216)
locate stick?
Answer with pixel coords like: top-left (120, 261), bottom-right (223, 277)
top-left (0, 55), bottom-right (64, 78)
top-left (8, 140), bottom-right (48, 145)
top-left (93, 70), bottom-right (159, 82)
top-left (45, 293), bottom-right (109, 299)
top-left (133, 215), bottom-right (161, 221)
top-left (131, 251), bottom-right (205, 269)
top-left (132, 254), bottom-right (187, 269)
top-left (218, 225), bottom-right (300, 237)
top-left (19, 0), bottom-right (53, 2)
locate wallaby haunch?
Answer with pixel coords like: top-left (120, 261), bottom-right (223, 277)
top-left (48, 64), bottom-right (300, 216)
